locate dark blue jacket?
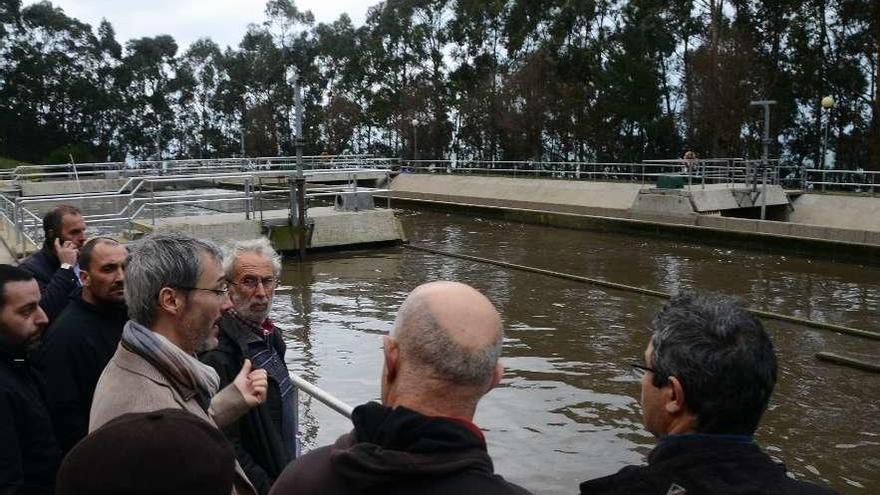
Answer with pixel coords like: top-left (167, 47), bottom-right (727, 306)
top-left (0, 345), bottom-right (61, 494)
top-left (19, 248), bottom-right (78, 323)
top-left (38, 291), bottom-right (128, 454)
top-left (579, 434), bottom-right (838, 495)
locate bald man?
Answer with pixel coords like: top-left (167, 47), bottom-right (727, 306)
top-left (270, 281), bottom-right (532, 495)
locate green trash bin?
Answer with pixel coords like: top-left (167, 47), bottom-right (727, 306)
top-left (656, 175), bottom-right (686, 189)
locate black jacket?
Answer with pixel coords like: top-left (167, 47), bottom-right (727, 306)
top-left (200, 314), bottom-right (291, 495)
top-left (579, 435), bottom-right (838, 495)
top-left (19, 248), bottom-right (78, 323)
top-left (37, 291), bottom-right (128, 454)
top-left (0, 346), bottom-right (61, 495)
top-left (269, 402), bottom-right (532, 495)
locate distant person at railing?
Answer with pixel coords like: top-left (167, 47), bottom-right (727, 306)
top-left (681, 150), bottom-right (697, 175)
top-left (19, 204), bottom-right (86, 322)
top-left (578, 292), bottom-right (838, 495)
top-left (89, 233), bottom-right (269, 495)
top-left (37, 237), bottom-right (128, 454)
top-left (269, 281), bottom-right (532, 495)
top-left (0, 265), bottom-right (58, 494)
top-left (200, 238), bottom-right (295, 495)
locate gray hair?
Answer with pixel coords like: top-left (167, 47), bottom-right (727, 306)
top-left (222, 237), bottom-right (281, 278)
top-left (392, 296), bottom-right (503, 387)
top-left (649, 291), bottom-right (777, 435)
top-left (125, 232), bottom-right (223, 327)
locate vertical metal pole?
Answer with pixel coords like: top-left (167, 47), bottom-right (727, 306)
top-left (750, 100), bottom-right (776, 219)
top-left (244, 177), bottom-right (252, 220)
top-left (150, 180), bottom-right (156, 226)
top-left (289, 68), bottom-right (304, 178)
top-left (296, 177), bottom-right (307, 260)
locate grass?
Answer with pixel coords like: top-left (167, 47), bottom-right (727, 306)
top-left (0, 157), bottom-right (29, 169)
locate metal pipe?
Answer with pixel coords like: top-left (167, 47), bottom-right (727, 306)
top-left (404, 244), bottom-right (880, 341)
top-left (289, 373), bottom-right (353, 419)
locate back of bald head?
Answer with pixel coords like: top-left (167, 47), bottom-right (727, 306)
top-left (392, 281), bottom-right (503, 389)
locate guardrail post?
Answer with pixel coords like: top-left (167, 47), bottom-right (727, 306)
top-left (150, 180), bottom-right (156, 226)
top-left (244, 177), bottom-right (252, 220)
top-left (821, 170), bottom-right (826, 192)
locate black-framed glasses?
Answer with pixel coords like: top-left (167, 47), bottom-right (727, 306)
top-left (173, 285), bottom-right (229, 296)
top-left (229, 276), bottom-right (277, 291)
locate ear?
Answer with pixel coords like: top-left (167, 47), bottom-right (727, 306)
top-left (382, 335), bottom-right (399, 380)
top-left (79, 269), bottom-right (90, 287)
top-left (158, 287), bottom-right (183, 316)
top-left (664, 376), bottom-right (686, 415)
top-left (488, 362), bottom-right (503, 390)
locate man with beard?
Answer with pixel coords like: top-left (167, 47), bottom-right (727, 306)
top-left (0, 264), bottom-right (58, 493)
top-left (90, 232), bottom-right (268, 495)
top-left (39, 237), bottom-right (129, 454)
top-left (201, 238), bottom-right (294, 495)
top-left (20, 205), bottom-right (87, 321)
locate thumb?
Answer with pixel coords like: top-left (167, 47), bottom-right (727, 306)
top-left (54, 238), bottom-right (62, 250)
top-left (240, 358), bottom-right (252, 376)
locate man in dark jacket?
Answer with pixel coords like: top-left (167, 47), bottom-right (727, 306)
top-left (39, 237), bottom-right (128, 454)
top-left (579, 292), bottom-right (837, 495)
top-left (0, 264), bottom-right (59, 494)
top-left (19, 204), bottom-right (86, 322)
top-left (270, 281), bottom-right (532, 495)
top-left (201, 238), bottom-right (294, 495)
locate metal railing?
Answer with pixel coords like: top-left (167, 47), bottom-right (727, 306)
top-left (402, 159), bottom-right (879, 195)
top-left (290, 373), bottom-right (354, 420)
top-left (10, 155), bottom-right (396, 183)
top-left (7, 168), bottom-right (393, 248)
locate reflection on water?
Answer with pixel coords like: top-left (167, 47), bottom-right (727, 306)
top-left (271, 209), bottom-right (879, 495)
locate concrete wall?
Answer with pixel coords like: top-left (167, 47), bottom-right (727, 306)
top-left (20, 178), bottom-right (129, 196)
top-left (391, 174), bottom-right (643, 211)
top-left (789, 194), bottom-right (880, 231)
top-left (388, 175), bottom-right (880, 249)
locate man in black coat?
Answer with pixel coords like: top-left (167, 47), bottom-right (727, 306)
top-left (39, 237), bottom-right (128, 454)
top-left (579, 292), bottom-right (837, 495)
top-left (269, 281), bottom-right (531, 495)
top-left (0, 264), bottom-right (59, 494)
top-left (200, 238), bottom-right (295, 495)
top-left (19, 204), bottom-right (86, 322)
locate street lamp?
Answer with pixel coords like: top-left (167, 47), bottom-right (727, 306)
top-left (821, 96), bottom-right (834, 169)
top-left (411, 118), bottom-right (419, 162)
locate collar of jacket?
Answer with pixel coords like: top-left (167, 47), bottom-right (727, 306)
top-left (650, 433), bottom-right (755, 464)
top-left (69, 289), bottom-right (128, 317)
top-left (114, 342), bottom-right (197, 401)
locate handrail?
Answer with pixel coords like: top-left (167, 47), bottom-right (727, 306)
top-left (290, 373), bottom-right (354, 419)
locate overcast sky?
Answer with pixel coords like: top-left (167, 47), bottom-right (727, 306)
top-left (22, 0), bottom-right (371, 51)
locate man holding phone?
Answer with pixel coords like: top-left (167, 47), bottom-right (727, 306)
top-left (19, 205), bottom-right (86, 322)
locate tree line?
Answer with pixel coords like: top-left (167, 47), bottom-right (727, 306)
top-left (0, 0), bottom-right (877, 169)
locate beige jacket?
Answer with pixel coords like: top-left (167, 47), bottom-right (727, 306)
top-left (90, 343), bottom-right (257, 495)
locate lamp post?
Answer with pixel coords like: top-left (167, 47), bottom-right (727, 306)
top-left (821, 96), bottom-right (834, 169)
top-left (749, 100), bottom-right (777, 220)
top-left (411, 118), bottom-right (420, 165)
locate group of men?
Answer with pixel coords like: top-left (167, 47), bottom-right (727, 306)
top-left (0, 204), bottom-right (837, 494)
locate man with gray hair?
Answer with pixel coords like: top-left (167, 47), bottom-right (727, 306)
top-left (200, 238), bottom-right (295, 495)
top-left (89, 232), bottom-right (269, 495)
top-left (270, 281), bottom-right (531, 495)
top-left (579, 292), bottom-right (836, 495)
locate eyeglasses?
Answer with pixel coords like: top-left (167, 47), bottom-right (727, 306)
top-left (629, 361), bottom-right (667, 382)
top-left (229, 276), bottom-right (278, 291)
top-left (173, 285), bottom-right (229, 296)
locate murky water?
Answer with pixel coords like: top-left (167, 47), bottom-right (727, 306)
top-left (270, 209), bottom-right (879, 494)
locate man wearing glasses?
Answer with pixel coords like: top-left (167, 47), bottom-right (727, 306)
top-left (89, 233), bottom-right (268, 495)
top-left (579, 292), bottom-right (836, 495)
top-left (201, 238), bottom-right (294, 495)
